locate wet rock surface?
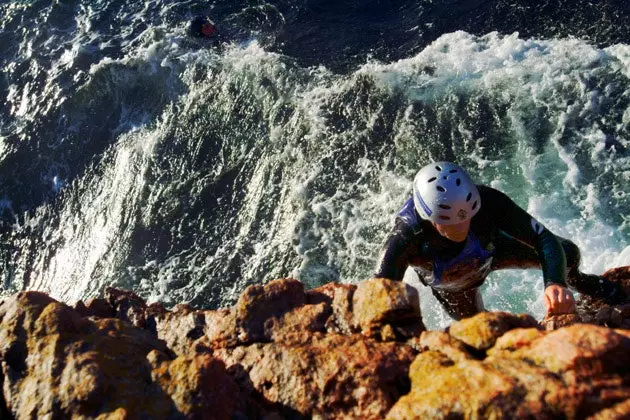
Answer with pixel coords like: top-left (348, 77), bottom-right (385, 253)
top-left (0, 272), bottom-right (629, 419)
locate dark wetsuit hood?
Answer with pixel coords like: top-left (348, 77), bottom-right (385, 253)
top-left (189, 15), bottom-right (216, 38)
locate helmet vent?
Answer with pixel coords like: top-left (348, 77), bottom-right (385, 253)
top-left (436, 186), bottom-right (446, 192)
top-left (456, 178), bottom-right (461, 186)
top-left (472, 200), bottom-right (478, 210)
top-left (435, 165), bottom-right (442, 171)
top-left (428, 177), bottom-right (437, 183)
top-left (439, 215), bottom-right (451, 221)
top-left (466, 192), bottom-right (472, 202)
top-left (449, 169), bottom-right (458, 173)
top-left (439, 204), bottom-right (451, 209)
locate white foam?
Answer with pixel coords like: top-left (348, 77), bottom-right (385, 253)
top-left (7, 28), bottom-right (630, 314)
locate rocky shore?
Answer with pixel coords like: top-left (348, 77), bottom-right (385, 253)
top-left (0, 268), bottom-right (629, 419)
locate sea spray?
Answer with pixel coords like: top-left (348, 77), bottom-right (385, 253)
top-left (1, 1), bottom-right (630, 330)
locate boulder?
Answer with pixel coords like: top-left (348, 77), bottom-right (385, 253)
top-left (235, 278), bottom-right (306, 343)
top-left (587, 399), bottom-right (630, 419)
top-left (149, 351), bottom-right (242, 419)
top-left (105, 287), bottom-right (148, 328)
top-left (408, 330), bottom-right (474, 362)
top-left (486, 328), bottom-right (544, 356)
top-left (2, 278), bottom-right (630, 419)
top-left (0, 291), bottom-right (240, 419)
top-left (151, 305), bottom-right (209, 356)
top-left (353, 278), bottom-right (423, 337)
top-left (448, 311), bottom-right (539, 351)
top-left (512, 324), bottom-right (630, 377)
top-left (0, 292), bottom-right (170, 418)
top-left (306, 282), bottom-right (357, 335)
top-left (541, 313), bottom-right (582, 331)
top-left (263, 302), bottom-right (330, 343)
top-left (74, 298), bottom-right (114, 319)
top-left (602, 266), bottom-right (630, 296)
top-left (214, 334), bottom-right (416, 419)
top-left (389, 323), bottom-right (630, 420)
top-left (388, 350), bottom-right (566, 419)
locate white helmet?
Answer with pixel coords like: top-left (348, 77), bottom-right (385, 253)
top-left (413, 162), bottom-right (481, 225)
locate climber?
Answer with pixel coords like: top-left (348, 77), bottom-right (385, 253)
top-left (374, 161), bottom-right (626, 320)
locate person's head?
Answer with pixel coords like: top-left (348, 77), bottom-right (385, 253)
top-left (189, 15), bottom-right (217, 38)
top-left (412, 162), bottom-right (480, 242)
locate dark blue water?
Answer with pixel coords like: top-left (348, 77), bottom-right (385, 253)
top-left (2, 0), bottom-right (630, 328)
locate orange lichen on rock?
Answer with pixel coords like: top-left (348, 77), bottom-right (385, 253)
top-left (0, 273), bottom-right (629, 419)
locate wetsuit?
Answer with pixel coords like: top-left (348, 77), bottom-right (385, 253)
top-left (374, 185), bottom-right (622, 320)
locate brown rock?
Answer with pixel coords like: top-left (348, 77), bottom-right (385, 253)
top-left (611, 308), bottom-right (623, 327)
top-left (105, 287), bottom-right (148, 328)
top-left (0, 292), bottom-right (178, 418)
top-left (541, 313), bottom-right (582, 331)
top-left (608, 304), bottom-right (630, 328)
top-left (408, 330), bottom-right (474, 362)
top-left (587, 398), bottom-right (630, 419)
top-left (74, 298), bottom-right (114, 319)
top-left (4, 281), bottom-right (630, 420)
top-left (602, 266), bottom-right (630, 296)
top-left (353, 278), bottom-right (421, 334)
top-left (307, 282), bottom-right (357, 335)
top-left (235, 278), bottom-right (306, 343)
top-left (487, 328), bottom-right (544, 356)
top-left (448, 311), bottom-right (539, 351)
top-left (596, 307), bottom-right (614, 325)
top-left (152, 307), bottom-right (208, 356)
top-left (514, 324), bottom-right (630, 377)
top-left (389, 337), bottom-right (630, 420)
top-left (214, 334), bottom-right (416, 419)
top-left (388, 350), bottom-right (565, 419)
top-left (149, 351), bottom-right (241, 419)
top-left (203, 309), bottom-right (239, 349)
top-left (379, 324), bottom-right (397, 341)
top-left (264, 302), bottom-right (330, 344)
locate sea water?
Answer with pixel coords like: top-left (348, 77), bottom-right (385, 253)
top-left (1, 0), bottom-right (630, 330)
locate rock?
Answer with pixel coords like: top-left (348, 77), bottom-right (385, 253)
top-left (2, 280), bottom-right (630, 419)
top-left (513, 324), bottom-right (630, 377)
top-left (596, 307), bottom-right (614, 325)
top-left (105, 287), bottom-right (148, 328)
top-left (235, 278), bottom-right (306, 343)
top-left (214, 334), bottom-right (416, 419)
top-left (149, 351), bottom-right (242, 419)
top-left (264, 302), bottom-right (330, 343)
top-left (389, 324), bottom-right (630, 420)
top-left (307, 283), bottom-right (357, 335)
top-left (487, 328), bottom-right (544, 356)
top-left (0, 293), bottom-right (174, 418)
top-left (407, 331), bottom-right (474, 362)
top-left (448, 311), bottom-right (539, 351)
top-left (380, 324), bottom-right (397, 341)
top-left (602, 266), bottom-right (630, 297)
top-left (74, 298), bottom-right (114, 319)
top-left (388, 349), bottom-right (565, 419)
top-left (609, 304), bottom-right (630, 328)
top-left (152, 306), bottom-right (208, 357)
top-left (587, 398), bottom-right (630, 419)
top-left (353, 278), bottom-right (422, 336)
top-left (0, 291), bottom-right (245, 419)
top-left (203, 309), bottom-right (239, 349)
top-left (541, 313), bottom-right (581, 331)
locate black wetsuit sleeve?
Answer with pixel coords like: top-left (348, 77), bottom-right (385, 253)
top-left (374, 219), bottom-right (414, 281)
top-left (482, 186), bottom-right (567, 288)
